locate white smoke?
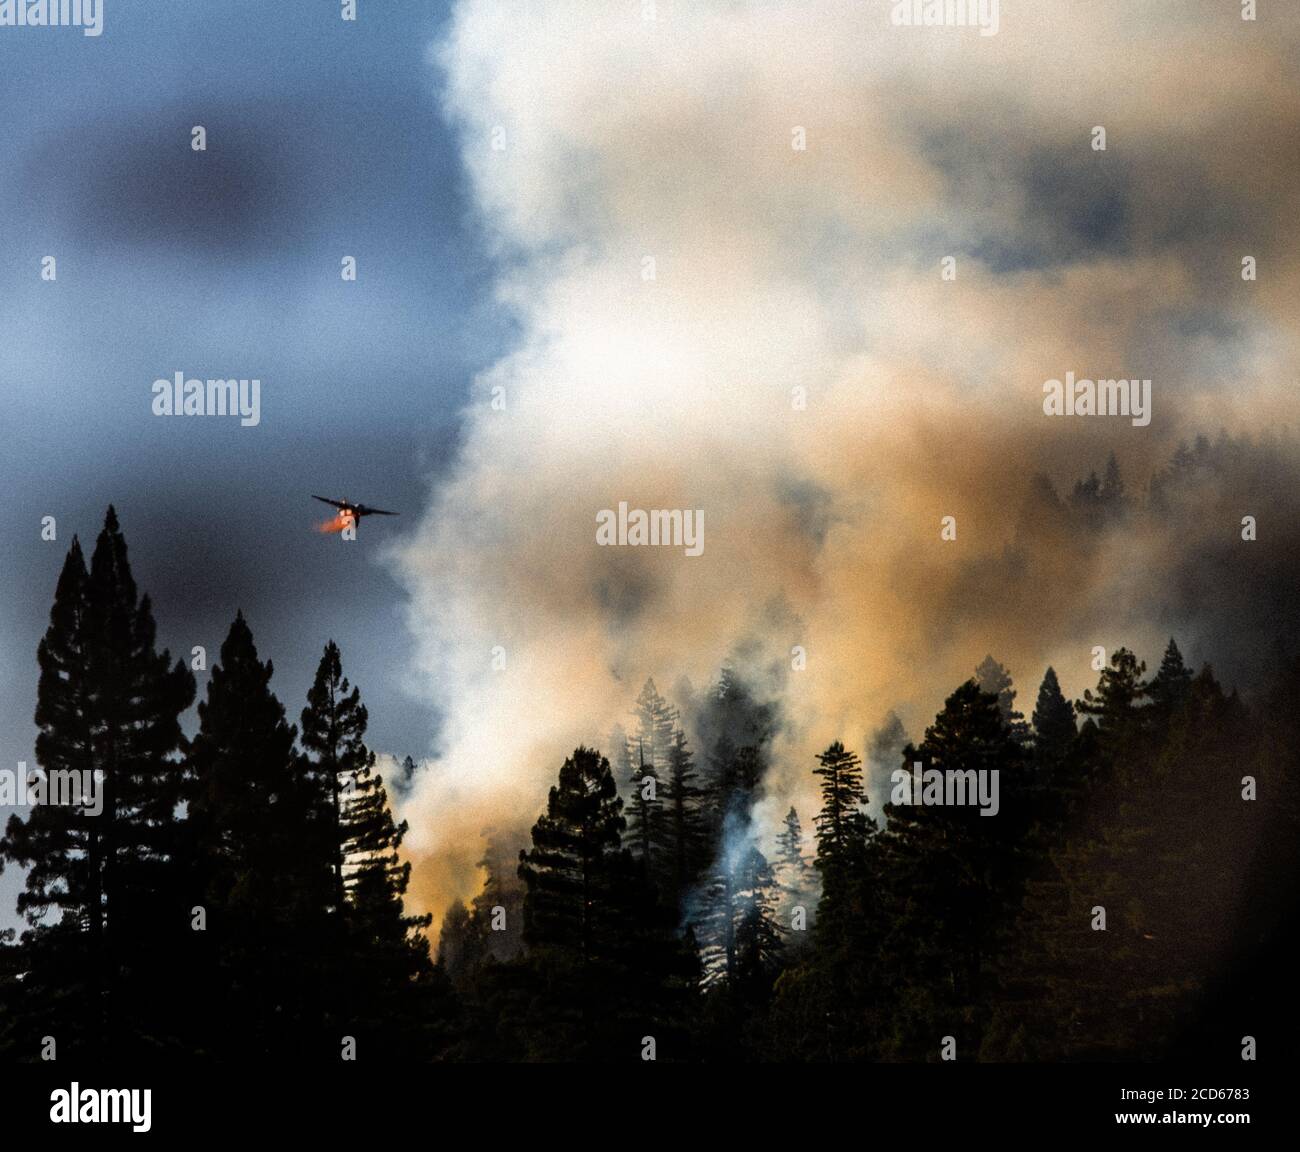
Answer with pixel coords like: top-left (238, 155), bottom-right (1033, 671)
top-left (389, 0), bottom-right (1300, 922)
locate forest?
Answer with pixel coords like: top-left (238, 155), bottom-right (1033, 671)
top-left (0, 495), bottom-right (1295, 1063)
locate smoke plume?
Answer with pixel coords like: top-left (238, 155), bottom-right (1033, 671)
top-left (390, 0), bottom-right (1300, 924)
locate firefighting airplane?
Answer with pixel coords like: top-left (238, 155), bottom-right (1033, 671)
top-left (311, 494), bottom-right (399, 535)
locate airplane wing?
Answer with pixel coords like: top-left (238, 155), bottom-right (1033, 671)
top-left (312, 495), bottom-right (348, 510)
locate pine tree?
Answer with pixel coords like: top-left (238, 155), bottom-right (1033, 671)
top-left (388, 753), bottom-right (418, 801)
top-left (1, 511), bottom-right (194, 1055)
top-left (694, 866), bottom-right (736, 991)
top-left (663, 727), bottom-right (707, 908)
top-left (1148, 637), bottom-right (1193, 715)
top-left (1100, 451), bottom-right (1126, 513)
top-left (1031, 666), bottom-right (1077, 759)
top-left (516, 746), bottom-right (691, 1059)
top-left (3, 539), bottom-right (94, 928)
top-left (876, 681), bottom-right (1026, 1058)
top-left (812, 742), bottom-right (869, 880)
top-left (1077, 647), bottom-right (1148, 735)
top-left (633, 679), bottom-right (678, 774)
top-left (471, 826), bottom-right (526, 961)
top-left (301, 641), bottom-right (368, 912)
top-left (766, 745), bottom-right (883, 1060)
top-left (627, 679), bottom-right (678, 886)
top-left (730, 845), bottom-right (785, 998)
top-left (625, 737), bottom-right (662, 870)
top-left (344, 753), bottom-right (424, 947)
top-left (690, 730), bottom-right (773, 988)
top-left (518, 746), bottom-right (628, 960)
top-left (974, 655), bottom-right (1030, 743)
top-left (186, 612), bottom-right (329, 1057)
top-left (86, 510), bottom-right (195, 1052)
top-left (992, 660), bottom-right (1251, 1060)
top-left (301, 640), bottom-right (439, 1056)
top-left (343, 775), bottom-right (443, 1059)
top-left (775, 806), bottom-right (807, 879)
top-left (437, 899), bottom-right (484, 993)
top-left (0, 539), bottom-right (98, 1053)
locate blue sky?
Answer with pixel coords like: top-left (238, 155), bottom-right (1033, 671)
top-left (0, 0), bottom-right (508, 923)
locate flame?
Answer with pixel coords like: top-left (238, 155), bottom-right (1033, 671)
top-left (317, 512), bottom-right (355, 535)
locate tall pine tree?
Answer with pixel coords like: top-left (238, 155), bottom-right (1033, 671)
top-left (1, 511), bottom-right (194, 1056)
top-left (1031, 666), bottom-right (1077, 759)
top-left (300, 640), bottom-right (441, 1056)
top-left (1148, 637), bottom-right (1193, 716)
top-left (186, 612), bottom-right (330, 1058)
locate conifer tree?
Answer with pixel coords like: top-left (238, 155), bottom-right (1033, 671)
top-left (0, 539), bottom-right (98, 1052)
top-left (1100, 451), bottom-right (1126, 511)
top-left (300, 641), bottom-right (439, 1055)
top-left (343, 756), bottom-right (430, 958)
top-left (1031, 666), bottom-right (1077, 759)
top-left (730, 845), bottom-right (785, 997)
top-left (517, 746), bottom-right (691, 1059)
top-left (812, 742), bottom-right (869, 882)
top-left (85, 509), bottom-right (195, 936)
top-left (1, 511), bottom-right (194, 1055)
top-left (633, 679), bottom-right (678, 769)
top-left (437, 899), bottom-right (484, 993)
top-left (876, 681), bottom-right (1026, 1057)
top-left (186, 612), bottom-right (329, 1057)
top-left (518, 746), bottom-right (627, 960)
top-left (1148, 637), bottom-right (1193, 715)
top-left (992, 659), bottom-right (1251, 1060)
top-left (628, 680), bottom-right (678, 886)
top-left (663, 727), bottom-right (707, 908)
top-left (775, 805), bottom-right (807, 880)
top-left (471, 826), bottom-right (527, 960)
top-left (1077, 647), bottom-right (1148, 733)
top-left (300, 640), bottom-right (369, 911)
top-left (811, 742), bottom-right (875, 945)
top-left (974, 655), bottom-right (1030, 743)
top-left (3, 540), bottom-right (93, 926)
top-left (625, 737), bottom-right (661, 869)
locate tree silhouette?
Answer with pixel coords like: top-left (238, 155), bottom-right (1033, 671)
top-left (516, 746), bottom-right (692, 1059)
top-left (1, 510), bottom-right (194, 1056)
top-left (186, 612), bottom-right (329, 1058)
top-left (1148, 637), bottom-right (1193, 716)
top-left (1077, 647), bottom-right (1148, 733)
top-left (1031, 666), bottom-right (1077, 759)
top-left (975, 655), bottom-right (1030, 743)
top-left (301, 641), bottom-right (441, 1057)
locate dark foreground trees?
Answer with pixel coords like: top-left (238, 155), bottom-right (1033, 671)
top-left (464, 747), bottom-right (695, 1061)
top-left (2, 508), bottom-right (1294, 1064)
top-left (0, 511), bottom-right (449, 1061)
top-left (0, 511), bottom-right (194, 1057)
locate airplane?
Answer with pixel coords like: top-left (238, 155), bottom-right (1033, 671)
top-left (311, 494), bottom-right (399, 533)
